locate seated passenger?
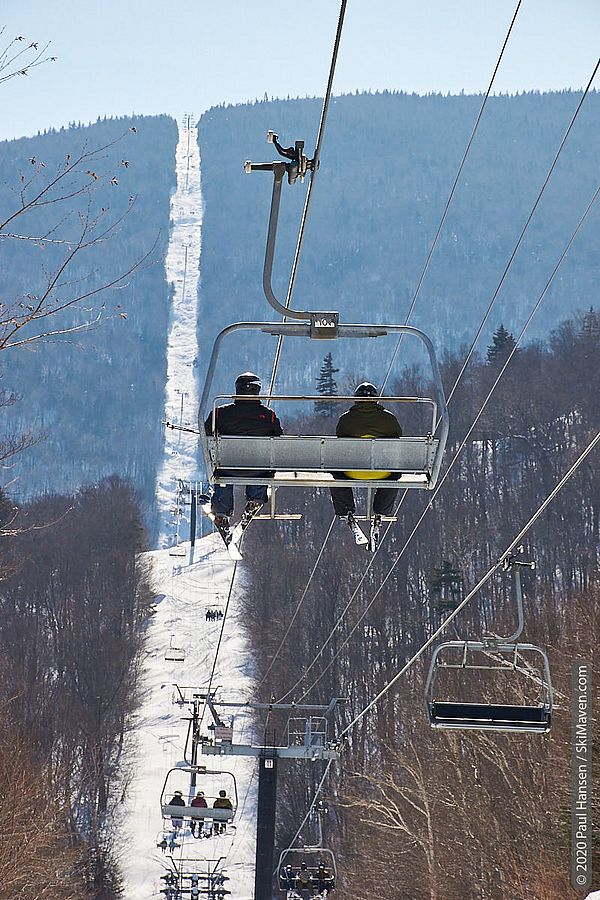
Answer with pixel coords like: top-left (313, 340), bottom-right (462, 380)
top-left (205, 372), bottom-right (283, 533)
top-left (315, 862), bottom-right (334, 893)
top-left (296, 861), bottom-right (312, 892)
top-left (211, 789), bottom-right (233, 835)
top-left (283, 864), bottom-right (295, 889)
top-left (329, 381), bottom-right (401, 535)
top-left (168, 790), bottom-right (185, 830)
top-left (190, 790), bottom-right (207, 836)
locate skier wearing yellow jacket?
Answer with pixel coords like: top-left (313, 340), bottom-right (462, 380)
top-left (330, 382), bottom-right (402, 529)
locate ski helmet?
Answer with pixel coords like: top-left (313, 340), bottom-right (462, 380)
top-left (219, 790), bottom-right (227, 797)
top-left (354, 381), bottom-right (378, 397)
top-left (235, 372), bottom-right (262, 395)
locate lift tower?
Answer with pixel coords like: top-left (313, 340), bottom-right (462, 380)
top-left (200, 696), bottom-right (342, 900)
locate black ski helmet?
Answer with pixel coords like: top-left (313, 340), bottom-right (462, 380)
top-left (354, 381), bottom-right (378, 398)
top-left (235, 372), bottom-right (262, 395)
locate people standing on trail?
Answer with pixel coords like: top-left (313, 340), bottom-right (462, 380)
top-left (329, 381), bottom-right (401, 533)
top-left (204, 372), bottom-right (283, 532)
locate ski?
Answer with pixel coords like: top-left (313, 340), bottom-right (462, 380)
top-left (367, 516), bottom-right (382, 553)
top-left (201, 503), bottom-right (243, 560)
top-left (347, 513), bottom-right (368, 546)
top-left (230, 502), bottom-right (264, 546)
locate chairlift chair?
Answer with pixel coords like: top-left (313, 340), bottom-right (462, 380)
top-left (168, 543), bottom-right (187, 557)
top-left (160, 765), bottom-right (238, 826)
top-left (199, 323), bottom-right (448, 493)
top-left (277, 847), bottom-right (337, 897)
top-left (199, 131), bottom-right (449, 497)
top-left (164, 635), bottom-right (186, 663)
top-left (425, 556), bottom-right (553, 733)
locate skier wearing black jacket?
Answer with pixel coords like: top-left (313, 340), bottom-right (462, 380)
top-left (330, 381), bottom-right (402, 525)
top-left (205, 372), bottom-right (283, 524)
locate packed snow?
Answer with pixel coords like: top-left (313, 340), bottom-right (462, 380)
top-left (120, 118), bottom-right (257, 899)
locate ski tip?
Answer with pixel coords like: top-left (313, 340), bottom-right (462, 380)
top-left (227, 543), bottom-right (243, 561)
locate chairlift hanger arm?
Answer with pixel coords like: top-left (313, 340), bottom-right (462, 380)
top-left (245, 132), bottom-right (333, 324)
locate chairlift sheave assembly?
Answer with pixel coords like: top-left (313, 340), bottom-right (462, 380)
top-left (425, 553), bottom-right (553, 733)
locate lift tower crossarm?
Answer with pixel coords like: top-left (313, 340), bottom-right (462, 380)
top-left (201, 743), bottom-right (339, 760)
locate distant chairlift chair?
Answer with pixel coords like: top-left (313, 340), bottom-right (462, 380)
top-left (277, 847), bottom-right (337, 897)
top-left (160, 765), bottom-right (238, 829)
top-left (164, 635), bottom-right (185, 663)
top-left (425, 554), bottom-right (553, 734)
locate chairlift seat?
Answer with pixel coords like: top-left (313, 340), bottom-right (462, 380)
top-left (161, 803), bottom-right (234, 822)
top-left (208, 435), bottom-right (438, 489)
top-left (429, 701), bottom-right (551, 732)
top-left (168, 545), bottom-right (187, 557)
top-left (164, 648), bottom-right (186, 663)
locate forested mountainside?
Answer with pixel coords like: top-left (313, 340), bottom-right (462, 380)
top-left (1, 114), bottom-right (177, 511)
top-left (198, 90), bottom-right (599, 396)
top-left (0, 478), bottom-right (154, 897)
top-left (241, 308), bottom-right (600, 900)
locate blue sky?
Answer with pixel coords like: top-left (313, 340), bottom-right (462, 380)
top-left (1, 1), bottom-right (599, 142)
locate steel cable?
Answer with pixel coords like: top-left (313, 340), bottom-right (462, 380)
top-left (268, 0), bottom-right (348, 396)
top-left (338, 423), bottom-right (600, 741)
top-left (380, 0), bottom-right (523, 393)
top-left (280, 180), bottom-right (600, 703)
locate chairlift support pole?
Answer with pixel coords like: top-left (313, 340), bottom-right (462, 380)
top-left (255, 746), bottom-right (278, 900)
top-left (246, 135), bottom-right (338, 331)
top-left (190, 487), bottom-right (197, 547)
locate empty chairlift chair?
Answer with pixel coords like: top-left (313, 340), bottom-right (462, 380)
top-left (425, 555), bottom-right (553, 734)
top-left (164, 635), bottom-right (185, 663)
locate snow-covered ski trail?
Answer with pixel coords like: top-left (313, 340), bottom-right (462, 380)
top-left (120, 119), bottom-right (257, 900)
top-left (155, 115), bottom-right (202, 543)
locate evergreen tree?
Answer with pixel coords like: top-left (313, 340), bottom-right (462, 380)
top-left (429, 559), bottom-right (463, 612)
top-left (487, 324), bottom-right (517, 366)
top-left (314, 352), bottom-right (339, 417)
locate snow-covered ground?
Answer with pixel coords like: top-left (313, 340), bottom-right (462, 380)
top-left (155, 115), bottom-right (202, 544)
top-left (120, 538), bottom-right (257, 899)
top-left (119, 119), bottom-right (257, 898)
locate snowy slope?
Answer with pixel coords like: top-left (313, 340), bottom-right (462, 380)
top-left (155, 114), bottom-right (202, 545)
top-left (120, 538), bottom-right (257, 899)
top-left (120, 119), bottom-right (257, 898)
